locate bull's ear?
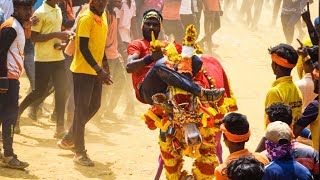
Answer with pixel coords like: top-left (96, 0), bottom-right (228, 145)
top-left (152, 93), bottom-right (168, 104)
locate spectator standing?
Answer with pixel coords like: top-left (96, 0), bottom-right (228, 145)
top-left (57, 0), bottom-right (112, 166)
top-left (0, 0), bottom-right (33, 169)
top-left (264, 44), bottom-right (302, 127)
top-left (17, 0), bottom-right (73, 137)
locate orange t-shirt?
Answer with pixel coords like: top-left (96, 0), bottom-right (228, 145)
top-left (162, 0), bottom-right (181, 20)
top-left (203, 0), bottom-right (220, 12)
top-left (105, 12), bottom-right (120, 60)
top-left (214, 149), bottom-right (269, 180)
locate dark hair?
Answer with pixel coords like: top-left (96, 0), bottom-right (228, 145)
top-left (142, 9), bottom-right (163, 22)
top-left (268, 43), bottom-right (298, 65)
top-left (265, 103), bottom-right (292, 126)
top-left (222, 113), bottom-right (249, 135)
top-left (13, 0), bottom-right (34, 8)
top-left (224, 156), bottom-right (264, 180)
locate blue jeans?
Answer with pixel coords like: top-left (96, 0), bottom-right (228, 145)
top-left (0, 8), bottom-right (4, 25)
top-left (139, 55), bottom-right (203, 104)
top-left (0, 79), bottom-right (19, 157)
top-left (24, 39), bottom-right (35, 90)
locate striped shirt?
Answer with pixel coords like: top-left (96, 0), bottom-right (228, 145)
top-left (0, 17), bottom-right (25, 79)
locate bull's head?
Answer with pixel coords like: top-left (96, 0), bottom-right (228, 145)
top-left (152, 89), bottom-right (202, 147)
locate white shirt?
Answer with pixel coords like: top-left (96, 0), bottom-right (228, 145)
top-left (115, 0), bottom-right (136, 43)
top-left (179, 0), bottom-right (199, 14)
top-left (0, 0), bottom-right (13, 19)
top-left (180, 0), bottom-right (192, 15)
top-left (294, 73), bottom-right (318, 110)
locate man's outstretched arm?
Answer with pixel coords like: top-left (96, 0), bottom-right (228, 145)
top-left (126, 49), bottom-right (164, 73)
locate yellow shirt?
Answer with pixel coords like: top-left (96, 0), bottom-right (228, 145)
top-left (70, 9), bottom-right (108, 75)
top-left (310, 118), bottom-right (319, 151)
top-left (265, 76), bottom-right (303, 127)
top-left (214, 149), bottom-right (269, 180)
top-left (31, 2), bottom-right (64, 62)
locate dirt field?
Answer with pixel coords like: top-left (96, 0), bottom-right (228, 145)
top-left (0, 3), bottom-right (317, 180)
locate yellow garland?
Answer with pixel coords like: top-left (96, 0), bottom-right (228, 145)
top-left (192, 168), bottom-right (215, 180)
top-left (183, 24), bottom-right (198, 46)
top-left (141, 110), bottom-right (171, 131)
top-left (195, 155), bottom-right (219, 164)
top-left (165, 43), bottom-right (182, 65)
top-left (150, 31), bottom-right (165, 52)
top-left (194, 43), bottom-right (204, 55)
top-left (182, 145), bottom-right (202, 158)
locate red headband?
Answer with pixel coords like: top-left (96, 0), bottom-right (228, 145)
top-left (271, 53), bottom-right (296, 69)
top-left (220, 124), bottom-right (251, 143)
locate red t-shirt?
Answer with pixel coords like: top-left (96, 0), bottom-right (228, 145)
top-left (127, 39), bottom-right (153, 103)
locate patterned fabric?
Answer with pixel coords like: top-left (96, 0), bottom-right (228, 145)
top-left (265, 140), bottom-right (293, 161)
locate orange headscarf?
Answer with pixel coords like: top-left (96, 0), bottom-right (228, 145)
top-left (220, 124), bottom-right (251, 143)
top-left (271, 53), bottom-right (296, 69)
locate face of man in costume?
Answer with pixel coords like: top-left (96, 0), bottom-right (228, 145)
top-left (142, 17), bottom-right (161, 42)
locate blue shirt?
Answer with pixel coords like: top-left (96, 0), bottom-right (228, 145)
top-left (263, 154), bottom-right (312, 180)
top-left (34, 0), bottom-right (44, 10)
top-left (0, 8), bottom-right (4, 25)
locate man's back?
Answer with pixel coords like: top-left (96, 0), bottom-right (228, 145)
top-left (215, 149), bottom-right (269, 180)
top-left (265, 76), bottom-right (303, 125)
top-left (263, 154), bottom-right (312, 180)
top-left (294, 73), bottom-right (317, 110)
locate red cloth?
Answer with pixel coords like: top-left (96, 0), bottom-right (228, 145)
top-left (194, 55), bottom-right (232, 99)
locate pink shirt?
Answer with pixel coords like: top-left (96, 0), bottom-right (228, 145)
top-left (162, 0), bottom-right (181, 20)
top-left (105, 12), bottom-right (120, 60)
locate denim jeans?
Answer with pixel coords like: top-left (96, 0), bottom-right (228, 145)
top-left (24, 39), bottom-right (35, 90)
top-left (139, 55), bottom-right (203, 105)
top-left (0, 8), bottom-right (4, 25)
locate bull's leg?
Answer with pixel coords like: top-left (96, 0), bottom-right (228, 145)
top-left (192, 127), bottom-right (220, 179)
top-left (159, 136), bottom-right (187, 180)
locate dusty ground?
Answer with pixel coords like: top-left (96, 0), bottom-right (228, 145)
top-left (0, 3), bottom-right (318, 180)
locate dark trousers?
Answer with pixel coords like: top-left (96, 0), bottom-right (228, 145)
top-left (281, 13), bottom-right (301, 44)
top-left (0, 79), bottom-right (19, 157)
top-left (163, 20), bottom-right (185, 42)
top-left (64, 73), bottom-right (102, 154)
top-left (199, 11), bottom-right (221, 49)
top-left (19, 61), bottom-right (66, 130)
top-left (139, 56), bottom-right (202, 105)
top-left (99, 58), bottom-right (126, 115)
top-left (65, 55), bottom-right (74, 118)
